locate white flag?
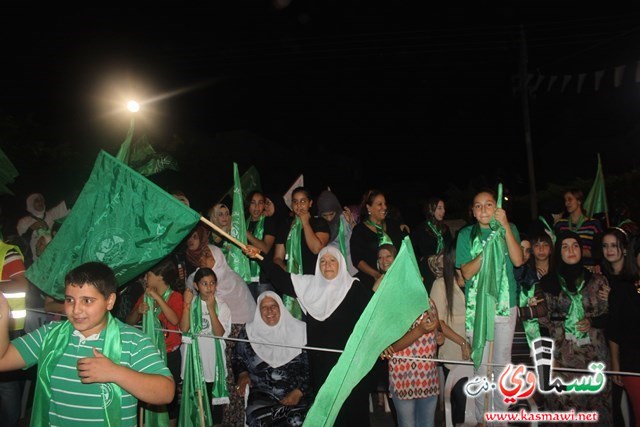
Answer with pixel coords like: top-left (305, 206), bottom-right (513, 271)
top-left (577, 73), bottom-right (587, 94)
top-left (283, 174), bottom-right (304, 211)
top-left (595, 70), bottom-right (605, 91)
top-left (614, 65), bottom-right (626, 88)
top-left (561, 75), bottom-right (572, 93)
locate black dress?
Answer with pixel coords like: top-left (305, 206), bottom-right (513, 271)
top-left (266, 261), bottom-right (374, 427)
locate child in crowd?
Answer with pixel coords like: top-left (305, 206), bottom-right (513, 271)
top-left (0, 261), bottom-right (174, 426)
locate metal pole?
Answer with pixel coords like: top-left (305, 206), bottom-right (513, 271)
top-left (520, 25), bottom-right (538, 220)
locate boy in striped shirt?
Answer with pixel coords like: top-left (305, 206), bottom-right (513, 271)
top-left (0, 261), bottom-right (175, 426)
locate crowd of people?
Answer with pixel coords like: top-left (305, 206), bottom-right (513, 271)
top-left (0, 184), bottom-right (638, 427)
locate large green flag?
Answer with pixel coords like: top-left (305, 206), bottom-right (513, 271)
top-left (0, 147), bottom-right (19, 195)
top-left (116, 118), bottom-right (180, 177)
top-left (303, 236), bottom-right (428, 427)
top-left (26, 150), bottom-right (200, 300)
top-left (583, 153), bottom-right (608, 219)
top-left (228, 162), bottom-right (251, 282)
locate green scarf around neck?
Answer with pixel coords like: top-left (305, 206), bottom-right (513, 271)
top-left (248, 215), bottom-right (265, 282)
top-left (365, 219), bottom-right (393, 246)
top-left (426, 220), bottom-right (444, 254)
top-left (31, 314), bottom-right (122, 426)
top-left (142, 288), bottom-right (172, 426)
top-left (558, 274), bottom-right (590, 346)
top-left (284, 217), bottom-right (303, 319)
top-left (518, 284), bottom-right (541, 347)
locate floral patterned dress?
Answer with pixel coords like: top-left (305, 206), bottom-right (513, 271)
top-left (540, 272), bottom-right (612, 425)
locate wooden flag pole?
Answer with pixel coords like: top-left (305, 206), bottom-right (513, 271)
top-left (199, 216), bottom-right (264, 260)
top-left (197, 389), bottom-right (206, 427)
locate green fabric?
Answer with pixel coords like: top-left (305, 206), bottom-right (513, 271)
top-left (303, 236), bottom-right (428, 427)
top-left (31, 315), bottom-right (122, 426)
top-left (426, 220), bottom-right (444, 253)
top-left (558, 275), bottom-right (590, 345)
top-left (25, 151), bottom-right (201, 301)
top-left (583, 153), bottom-right (609, 218)
top-left (538, 215), bottom-right (557, 245)
top-left (0, 147), bottom-right (19, 195)
top-left (365, 219), bottom-right (393, 246)
top-left (218, 165), bottom-right (262, 204)
top-left (116, 119), bottom-right (179, 176)
top-left (228, 163), bottom-right (251, 282)
top-left (211, 308), bottom-right (229, 404)
top-left (466, 183), bottom-right (512, 369)
top-left (518, 285), bottom-right (541, 347)
top-left (179, 296), bottom-right (213, 427)
top-left (248, 215), bottom-right (265, 281)
top-left (142, 289), bottom-right (170, 426)
top-left (337, 216), bottom-right (348, 261)
top-left (284, 217), bottom-right (304, 319)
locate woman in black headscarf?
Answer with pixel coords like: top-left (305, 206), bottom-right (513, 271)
top-left (539, 230), bottom-right (612, 425)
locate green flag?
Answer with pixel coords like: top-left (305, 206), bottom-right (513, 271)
top-left (468, 183), bottom-right (512, 369)
top-left (228, 163), bottom-right (251, 282)
top-left (303, 236), bottom-right (428, 427)
top-left (25, 150), bottom-right (200, 300)
top-left (116, 118), bottom-right (180, 177)
top-left (0, 147), bottom-right (19, 195)
top-left (583, 153), bottom-right (608, 219)
top-left (218, 165), bottom-right (261, 204)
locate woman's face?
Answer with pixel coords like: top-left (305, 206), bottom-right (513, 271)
top-left (433, 201), bottom-right (445, 221)
top-left (472, 192), bottom-right (496, 227)
top-left (602, 234), bottom-right (624, 265)
top-left (199, 248), bottom-right (215, 269)
top-left (533, 240), bottom-right (551, 262)
top-left (33, 195), bottom-right (45, 212)
top-left (264, 198), bottom-right (275, 217)
top-left (367, 195), bottom-right (387, 223)
top-left (196, 274), bottom-right (217, 298)
top-left (319, 252), bottom-right (340, 280)
top-left (215, 206), bottom-right (231, 227)
top-left (321, 211), bottom-right (337, 223)
top-left (144, 271), bottom-right (164, 291)
top-left (377, 248), bottom-right (395, 272)
top-left (249, 194), bottom-right (266, 220)
top-left (260, 296), bottom-right (281, 326)
top-left (564, 192), bottom-right (581, 215)
top-left (291, 191), bottom-right (312, 217)
top-left (187, 232), bottom-right (200, 251)
top-left (560, 238), bottom-right (582, 265)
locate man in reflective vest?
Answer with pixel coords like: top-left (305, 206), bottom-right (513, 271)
top-left (0, 238), bottom-right (29, 427)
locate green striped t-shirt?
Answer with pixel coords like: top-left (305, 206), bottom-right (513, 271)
top-left (13, 319), bottom-right (171, 426)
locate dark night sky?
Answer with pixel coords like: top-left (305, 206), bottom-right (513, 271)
top-left (3, 3), bottom-right (640, 225)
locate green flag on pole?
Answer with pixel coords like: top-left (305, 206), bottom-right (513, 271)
top-left (583, 153), bottom-right (608, 220)
top-left (116, 118), bottom-right (180, 177)
top-left (26, 150), bottom-right (201, 300)
top-left (217, 165), bottom-right (261, 204)
top-left (228, 162), bottom-right (251, 282)
top-left (0, 147), bottom-right (19, 195)
top-left (303, 236), bottom-right (428, 427)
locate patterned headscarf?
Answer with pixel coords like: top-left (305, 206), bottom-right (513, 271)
top-left (185, 225), bottom-right (211, 267)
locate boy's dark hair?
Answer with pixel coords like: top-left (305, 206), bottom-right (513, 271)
top-left (149, 256), bottom-right (179, 290)
top-left (194, 267), bottom-right (217, 284)
top-left (65, 262), bottom-right (118, 299)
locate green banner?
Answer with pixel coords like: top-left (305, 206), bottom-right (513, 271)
top-left (583, 153), bottom-right (608, 218)
top-left (228, 162), bottom-right (251, 282)
top-left (26, 150), bottom-right (200, 300)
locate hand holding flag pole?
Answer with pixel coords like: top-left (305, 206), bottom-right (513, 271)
top-left (198, 216), bottom-right (263, 261)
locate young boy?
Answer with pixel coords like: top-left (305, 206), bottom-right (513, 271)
top-left (0, 261), bottom-right (175, 426)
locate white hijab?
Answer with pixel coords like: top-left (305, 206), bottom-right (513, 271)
top-left (291, 246), bottom-right (358, 321)
top-left (246, 291), bottom-right (307, 368)
top-left (208, 244), bottom-right (255, 324)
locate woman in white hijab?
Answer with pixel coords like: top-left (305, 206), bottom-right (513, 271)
top-left (245, 245), bottom-right (374, 427)
top-left (16, 193), bottom-right (68, 262)
top-left (232, 291), bottom-right (310, 426)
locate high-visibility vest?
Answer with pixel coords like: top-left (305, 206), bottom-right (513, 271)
top-left (0, 242), bottom-right (27, 330)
